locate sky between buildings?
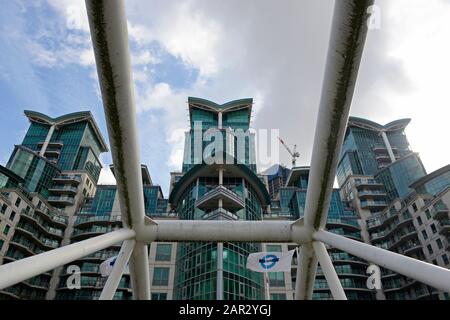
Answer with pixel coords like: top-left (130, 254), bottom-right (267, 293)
top-left (0, 0), bottom-right (449, 195)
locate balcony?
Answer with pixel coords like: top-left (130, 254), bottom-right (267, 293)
top-left (82, 250), bottom-right (119, 261)
top-left (34, 207), bottom-right (68, 226)
top-left (354, 180), bottom-right (383, 189)
top-left (201, 208), bottom-right (238, 221)
top-left (389, 229), bottom-right (417, 249)
top-left (367, 207), bottom-right (398, 230)
top-left (52, 175), bottom-right (81, 184)
top-left (329, 253), bottom-right (367, 265)
top-left (326, 218), bottom-right (360, 231)
top-left (357, 189), bottom-right (386, 199)
top-left (48, 196), bottom-right (75, 206)
top-left (74, 215), bottom-right (122, 227)
top-left (38, 141), bottom-right (64, 147)
top-left (360, 199), bottom-right (388, 209)
top-left (438, 219), bottom-right (450, 235)
top-left (49, 185), bottom-right (79, 194)
top-left (14, 227), bottom-right (60, 249)
top-left (196, 185), bottom-right (244, 210)
top-left (72, 226), bottom-right (121, 240)
top-left (431, 203), bottom-right (449, 220)
top-left (20, 209), bottom-right (64, 237)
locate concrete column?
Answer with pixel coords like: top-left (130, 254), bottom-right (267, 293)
top-left (39, 124), bottom-right (55, 156)
top-left (218, 168), bottom-right (223, 185)
top-left (218, 112), bottom-right (222, 129)
top-left (380, 131), bottom-right (396, 163)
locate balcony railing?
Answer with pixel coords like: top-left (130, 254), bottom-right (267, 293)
top-left (74, 215), bottom-right (122, 226)
top-left (20, 209), bottom-right (64, 237)
top-left (47, 196), bottom-right (75, 205)
top-left (360, 200), bottom-right (388, 208)
top-left (52, 175), bottom-right (81, 184)
top-left (49, 185), bottom-right (79, 194)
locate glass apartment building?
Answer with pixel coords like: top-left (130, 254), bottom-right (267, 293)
top-left (170, 97), bottom-right (268, 300)
top-left (1, 107), bottom-right (450, 300)
top-left (266, 166), bottom-right (375, 300)
top-left (337, 117), bottom-right (450, 300)
top-left (0, 110), bottom-right (109, 300)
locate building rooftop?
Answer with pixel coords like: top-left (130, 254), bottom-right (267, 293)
top-left (348, 116), bottom-right (411, 132)
top-left (24, 110), bottom-right (109, 152)
top-left (187, 97), bottom-right (253, 124)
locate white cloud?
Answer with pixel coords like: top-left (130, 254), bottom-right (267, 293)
top-left (47, 0), bottom-right (90, 32)
top-left (22, 0), bottom-right (450, 188)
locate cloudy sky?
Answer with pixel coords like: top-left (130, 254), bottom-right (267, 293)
top-left (0, 0), bottom-right (449, 195)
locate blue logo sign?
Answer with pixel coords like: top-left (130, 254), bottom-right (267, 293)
top-left (259, 254), bottom-right (279, 270)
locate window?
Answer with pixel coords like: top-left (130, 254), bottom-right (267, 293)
top-left (14, 198), bottom-right (21, 207)
top-left (421, 230), bottom-right (428, 240)
top-left (266, 245), bottom-right (282, 252)
top-left (412, 203), bottom-right (418, 212)
top-left (425, 209), bottom-right (431, 220)
top-left (152, 267), bottom-right (169, 286)
top-left (442, 254), bottom-right (449, 265)
top-left (155, 244), bottom-right (172, 261)
top-left (270, 293), bottom-right (286, 300)
top-left (3, 224), bottom-right (10, 235)
top-left (1, 203), bottom-right (7, 214)
top-left (427, 244), bottom-right (433, 255)
top-left (0, 238), bottom-right (4, 250)
top-left (269, 272), bottom-right (285, 287)
top-left (416, 216), bottom-right (423, 226)
top-left (436, 238), bottom-right (443, 250)
top-left (9, 211), bottom-right (16, 221)
top-left (431, 224), bottom-right (437, 234)
top-left (151, 293), bottom-right (167, 300)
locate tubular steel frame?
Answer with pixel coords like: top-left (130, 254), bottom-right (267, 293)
top-left (1, 0), bottom-right (449, 300)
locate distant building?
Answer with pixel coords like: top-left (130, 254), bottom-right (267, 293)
top-left (1, 108), bottom-right (449, 301)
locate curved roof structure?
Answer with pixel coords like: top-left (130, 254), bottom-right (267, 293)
top-left (348, 116), bottom-right (411, 132)
top-left (188, 97), bottom-right (253, 123)
top-left (24, 110), bottom-right (109, 152)
top-left (169, 163), bottom-right (270, 206)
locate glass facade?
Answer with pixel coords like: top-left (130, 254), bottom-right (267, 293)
top-left (413, 167), bottom-right (450, 196)
top-left (173, 98), bottom-right (266, 300)
top-left (273, 166), bottom-right (375, 300)
top-left (337, 117), bottom-right (412, 186)
top-left (183, 98), bottom-right (255, 173)
top-left (7, 147), bottom-right (60, 198)
top-left (375, 154), bottom-right (426, 201)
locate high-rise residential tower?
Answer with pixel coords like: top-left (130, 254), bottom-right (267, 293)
top-left (170, 97), bottom-right (269, 300)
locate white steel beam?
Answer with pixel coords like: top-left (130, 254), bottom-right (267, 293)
top-left (294, 244), bottom-right (317, 300)
top-left (99, 239), bottom-right (136, 300)
top-left (138, 220), bottom-right (307, 243)
top-left (128, 242), bottom-right (151, 300)
top-left (0, 229), bottom-right (134, 290)
top-left (85, 0), bottom-right (153, 300)
top-left (314, 230), bottom-right (450, 293)
top-left (85, 0), bottom-right (154, 230)
top-left (293, 0), bottom-right (374, 299)
top-left (312, 241), bottom-right (347, 300)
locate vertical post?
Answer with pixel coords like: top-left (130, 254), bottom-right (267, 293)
top-left (380, 131), bottom-right (396, 163)
top-left (312, 241), bottom-right (347, 300)
top-left (262, 244), bottom-right (270, 300)
top-left (218, 112), bottom-right (223, 129)
top-left (39, 124), bottom-right (55, 156)
top-left (216, 242), bottom-right (224, 300)
top-left (99, 239), bottom-right (135, 300)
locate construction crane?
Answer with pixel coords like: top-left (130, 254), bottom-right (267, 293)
top-left (278, 137), bottom-right (300, 168)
